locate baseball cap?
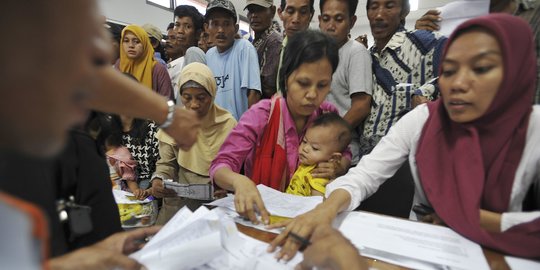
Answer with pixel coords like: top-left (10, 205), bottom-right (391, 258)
top-left (206, 0), bottom-right (237, 23)
top-left (244, 0), bottom-right (273, 9)
top-left (142, 23), bottom-right (163, 41)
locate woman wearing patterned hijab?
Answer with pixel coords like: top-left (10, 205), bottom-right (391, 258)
top-left (116, 24), bottom-right (174, 100)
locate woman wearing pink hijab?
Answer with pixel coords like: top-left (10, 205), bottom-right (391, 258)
top-left (269, 13), bottom-right (540, 262)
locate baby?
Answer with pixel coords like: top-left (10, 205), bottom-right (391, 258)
top-left (286, 113), bottom-right (352, 196)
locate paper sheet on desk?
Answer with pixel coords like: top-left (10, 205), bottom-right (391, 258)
top-left (206, 184), bottom-right (322, 218)
top-left (505, 256), bottom-right (540, 269)
top-left (338, 211), bottom-right (490, 270)
top-left (437, 0), bottom-right (489, 37)
top-left (130, 207), bottom-right (227, 270)
top-left (132, 205), bottom-right (303, 270)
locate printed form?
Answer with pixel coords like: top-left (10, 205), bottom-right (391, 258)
top-left (337, 211), bottom-right (490, 270)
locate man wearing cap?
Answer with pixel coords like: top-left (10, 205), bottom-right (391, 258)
top-left (205, 0), bottom-right (262, 120)
top-left (246, 0), bottom-right (282, 99)
top-left (142, 23), bottom-right (167, 66)
top-left (275, 0), bottom-right (315, 93)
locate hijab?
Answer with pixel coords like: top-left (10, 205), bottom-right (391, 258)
top-left (415, 14), bottom-right (539, 257)
top-left (119, 25), bottom-right (156, 89)
top-left (158, 63), bottom-right (236, 176)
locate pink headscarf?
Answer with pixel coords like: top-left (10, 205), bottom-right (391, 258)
top-left (416, 14), bottom-right (540, 257)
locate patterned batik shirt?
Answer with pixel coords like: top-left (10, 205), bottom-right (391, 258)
top-left (122, 122), bottom-right (159, 182)
top-left (359, 27), bottom-right (447, 156)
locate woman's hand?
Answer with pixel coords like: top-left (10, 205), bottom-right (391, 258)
top-left (233, 176), bottom-right (270, 224)
top-left (133, 188), bottom-right (148, 200)
top-left (149, 179), bottom-right (176, 198)
top-left (267, 203), bottom-right (338, 261)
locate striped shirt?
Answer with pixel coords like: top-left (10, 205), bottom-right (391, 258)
top-left (359, 28), bottom-right (447, 156)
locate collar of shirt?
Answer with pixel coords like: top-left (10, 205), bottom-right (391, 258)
top-left (370, 27), bottom-right (407, 59)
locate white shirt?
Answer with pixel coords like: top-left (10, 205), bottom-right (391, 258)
top-left (327, 104), bottom-right (540, 231)
top-left (167, 56), bottom-right (184, 101)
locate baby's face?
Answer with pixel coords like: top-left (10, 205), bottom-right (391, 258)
top-left (298, 126), bottom-right (338, 166)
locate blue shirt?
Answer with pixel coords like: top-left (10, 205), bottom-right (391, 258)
top-left (206, 39), bottom-right (261, 120)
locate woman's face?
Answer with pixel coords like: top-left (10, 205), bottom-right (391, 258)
top-left (285, 58), bottom-right (333, 120)
top-left (122, 31), bottom-right (144, 59)
top-left (181, 87), bottom-right (212, 118)
top-left (439, 30), bottom-right (503, 123)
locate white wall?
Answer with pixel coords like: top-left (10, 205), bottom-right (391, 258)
top-left (98, 0), bottom-right (175, 32)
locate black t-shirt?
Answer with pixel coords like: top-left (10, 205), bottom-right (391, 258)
top-left (0, 130), bottom-right (122, 257)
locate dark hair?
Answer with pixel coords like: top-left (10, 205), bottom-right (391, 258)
top-left (319, 0), bottom-right (358, 18)
top-left (174, 5), bottom-right (204, 33)
top-left (366, 0), bottom-right (410, 26)
top-left (167, 22), bottom-right (175, 31)
top-left (279, 30), bottom-right (339, 97)
top-left (105, 73), bottom-right (151, 147)
top-left (149, 37), bottom-right (167, 62)
top-left (280, 0), bottom-right (315, 14)
top-left (311, 112), bottom-right (352, 151)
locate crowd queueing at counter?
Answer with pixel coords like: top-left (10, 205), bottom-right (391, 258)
top-left (0, 0), bottom-right (539, 269)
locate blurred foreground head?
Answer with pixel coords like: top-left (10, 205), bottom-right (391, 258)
top-left (0, 0), bottom-right (109, 157)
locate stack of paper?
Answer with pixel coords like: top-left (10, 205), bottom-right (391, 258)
top-left (131, 206), bottom-right (303, 270)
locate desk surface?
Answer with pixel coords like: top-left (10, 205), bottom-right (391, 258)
top-left (235, 223), bottom-right (511, 270)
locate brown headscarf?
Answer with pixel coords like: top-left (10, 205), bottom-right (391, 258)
top-left (415, 14), bottom-right (539, 257)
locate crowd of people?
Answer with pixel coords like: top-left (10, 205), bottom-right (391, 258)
top-left (0, 0), bottom-right (539, 269)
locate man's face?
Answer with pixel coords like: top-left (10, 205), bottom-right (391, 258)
top-left (175, 16), bottom-right (198, 49)
top-left (0, 0), bottom-right (105, 157)
top-left (319, 0), bottom-right (355, 47)
top-left (367, 0), bottom-right (405, 45)
top-left (246, 4), bottom-right (275, 34)
top-left (278, 0), bottom-right (313, 38)
top-left (207, 10), bottom-right (238, 53)
top-left (165, 28), bottom-right (182, 60)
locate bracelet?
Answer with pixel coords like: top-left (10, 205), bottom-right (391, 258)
top-left (158, 100), bottom-right (175, 129)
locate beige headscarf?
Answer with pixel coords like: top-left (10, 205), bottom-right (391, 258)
top-left (157, 63), bottom-right (236, 176)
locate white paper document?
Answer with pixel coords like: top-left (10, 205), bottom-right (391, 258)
top-left (132, 205), bottom-right (303, 270)
top-left (338, 211), bottom-right (490, 270)
top-left (206, 184), bottom-right (322, 218)
top-left (505, 256), bottom-right (540, 270)
top-left (437, 0), bottom-right (490, 37)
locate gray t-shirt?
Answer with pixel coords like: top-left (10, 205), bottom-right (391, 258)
top-left (326, 39), bottom-right (373, 164)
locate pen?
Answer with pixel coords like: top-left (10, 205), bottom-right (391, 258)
top-left (288, 232), bottom-right (312, 250)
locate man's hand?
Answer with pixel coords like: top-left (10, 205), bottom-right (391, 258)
top-left (96, 226), bottom-right (161, 254)
top-left (415, 9), bottom-right (441, 31)
top-left (149, 179), bottom-right (177, 198)
top-left (49, 226), bottom-right (161, 270)
top-left (296, 225), bottom-right (367, 270)
top-left (163, 107), bottom-right (200, 151)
